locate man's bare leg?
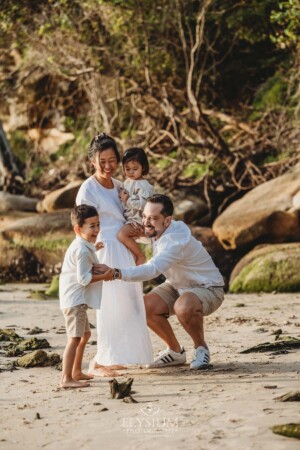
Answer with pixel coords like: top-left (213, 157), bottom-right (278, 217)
top-left (72, 331), bottom-right (94, 381)
top-left (144, 293), bottom-right (181, 352)
top-left (61, 337), bottom-right (90, 388)
top-left (174, 293), bottom-right (206, 348)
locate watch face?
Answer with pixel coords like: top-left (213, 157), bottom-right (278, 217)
top-left (114, 269), bottom-right (120, 279)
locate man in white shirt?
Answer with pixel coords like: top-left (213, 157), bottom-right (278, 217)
top-left (97, 194), bottom-right (225, 370)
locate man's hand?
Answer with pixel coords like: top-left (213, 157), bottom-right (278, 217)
top-left (95, 241), bottom-right (104, 251)
top-left (92, 263), bottom-right (111, 274)
top-left (102, 269), bottom-right (114, 281)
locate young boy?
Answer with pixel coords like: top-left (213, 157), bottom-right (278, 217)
top-left (59, 204), bottom-right (112, 388)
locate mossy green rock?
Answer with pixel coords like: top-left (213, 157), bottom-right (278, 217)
top-left (45, 275), bottom-right (59, 298)
top-left (0, 329), bottom-right (23, 342)
top-left (230, 243), bottom-right (300, 293)
top-left (17, 350), bottom-right (49, 367)
top-left (272, 423), bottom-right (300, 439)
top-left (7, 337), bottom-right (50, 356)
top-left (17, 350), bottom-right (61, 368)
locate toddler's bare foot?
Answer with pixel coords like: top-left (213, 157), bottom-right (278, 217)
top-left (73, 372), bottom-right (94, 381)
top-left (135, 255), bottom-right (146, 266)
top-left (60, 379), bottom-right (90, 389)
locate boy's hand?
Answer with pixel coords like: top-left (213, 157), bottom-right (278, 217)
top-left (119, 189), bottom-right (129, 204)
top-left (95, 241), bottom-right (104, 251)
top-left (92, 263), bottom-right (110, 274)
top-left (102, 269), bottom-right (114, 281)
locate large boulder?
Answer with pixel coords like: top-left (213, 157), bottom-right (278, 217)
top-left (229, 243), bottom-right (300, 293)
top-left (37, 180), bottom-right (83, 212)
top-left (212, 165), bottom-right (300, 249)
top-left (28, 128), bottom-right (74, 154)
top-left (0, 211), bottom-right (73, 282)
top-left (174, 195), bottom-right (208, 224)
top-left (0, 192), bottom-right (38, 212)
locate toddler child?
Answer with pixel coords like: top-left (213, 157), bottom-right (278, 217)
top-left (59, 204), bottom-right (112, 388)
top-left (117, 147), bottom-right (154, 265)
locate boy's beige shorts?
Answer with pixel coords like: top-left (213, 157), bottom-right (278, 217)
top-left (62, 304), bottom-right (90, 338)
top-left (151, 282), bottom-right (224, 317)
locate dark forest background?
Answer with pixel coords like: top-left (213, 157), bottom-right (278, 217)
top-left (1, 0), bottom-right (299, 220)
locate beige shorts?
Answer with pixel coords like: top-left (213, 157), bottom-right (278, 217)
top-left (151, 282), bottom-right (224, 317)
top-left (62, 304), bottom-right (90, 338)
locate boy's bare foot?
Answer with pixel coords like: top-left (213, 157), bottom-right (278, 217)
top-left (60, 379), bottom-right (90, 389)
top-left (73, 372), bottom-right (94, 381)
top-left (135, 255), bottom-right (146, 266)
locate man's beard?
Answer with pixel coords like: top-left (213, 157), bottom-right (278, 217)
top-left (144, 227), bottom-right (158, 238)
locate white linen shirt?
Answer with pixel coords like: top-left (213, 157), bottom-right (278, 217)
top-left (59, 236), bottom-right (102, 310)
top-left (121, 220), bottom-right (224, 291)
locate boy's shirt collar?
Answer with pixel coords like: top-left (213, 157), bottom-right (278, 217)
top-left (75, 235), bottom-right (96, 252)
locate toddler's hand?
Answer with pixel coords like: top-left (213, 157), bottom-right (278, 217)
top-left (102, 269), bottom-right (114, 281)
top-left (119, 189), bottom-right (129, 203)
top-left (93, 263), bottom-right (110, 274)
top-left (95, 241), bottom-right (104, 251)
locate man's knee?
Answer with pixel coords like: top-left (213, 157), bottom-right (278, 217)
top-left (144, 292), bottom-right (169, 318)
top-left (174, 293), bottom-right (203, 321)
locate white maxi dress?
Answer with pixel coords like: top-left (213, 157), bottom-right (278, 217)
top-left (76, 176), bottom-right (153, 365)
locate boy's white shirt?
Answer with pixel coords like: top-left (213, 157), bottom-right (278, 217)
top-left (121, 220), bottom-right (224, 292)
top-left (59, 235), bottom-right (102, 310)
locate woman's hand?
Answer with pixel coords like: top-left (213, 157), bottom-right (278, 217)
top-left (95, 241), bottom-right (104, 251)
top-left (93, 263), bottom-right (110, 274)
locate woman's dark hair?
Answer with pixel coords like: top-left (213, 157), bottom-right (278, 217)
top-left (146, 194), bottom-right (174, 217)
top-left (71, 204), bottom-right (99, 227)
top-left (122, 147), bottom-right (149, 175)
top-left (88, 132), bottom-right (121, 163)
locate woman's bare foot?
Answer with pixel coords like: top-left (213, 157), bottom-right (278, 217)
top-left (89, 362), bottom-right (119, 377)
top-left (135, 254), bottom-right (146, 266)
top-left (60, 379), bottom-right (90, 389)
top-left (73, 372), bottom-right (94, 381)
top-left (107, 364), bottom-right (127, 370)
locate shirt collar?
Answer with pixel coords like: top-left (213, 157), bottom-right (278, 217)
top-left (75, 235), bottom-right (96, 252)
top-left (153, 220), bottom-right (174, 245)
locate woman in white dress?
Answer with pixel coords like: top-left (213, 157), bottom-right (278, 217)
top-left (76, 133), bottom-right (153, 374)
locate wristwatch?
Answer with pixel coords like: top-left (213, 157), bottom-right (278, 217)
top-left (113, 268), bottom-right (121, 280)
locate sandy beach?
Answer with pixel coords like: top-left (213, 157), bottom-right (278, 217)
top-left (0, 283), bottom-right (300, 450)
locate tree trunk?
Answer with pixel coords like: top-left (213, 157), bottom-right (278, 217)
top-left (0, 122), bottom-right (22, 192)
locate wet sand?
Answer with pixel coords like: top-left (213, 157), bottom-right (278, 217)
top-left (0, 284), bottom-right (300, 449)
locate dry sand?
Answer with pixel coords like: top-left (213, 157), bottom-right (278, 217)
top-left (0, 283), bottom-right (300, 450)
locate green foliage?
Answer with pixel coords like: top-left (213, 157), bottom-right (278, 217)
top-left (182, 162), bottom-right (207, 179)
top-left (270, 0), bottom-right (300, 48)
top-left (252, 71), bottom-right (288, 115)
top-left (8, 130), bottom-right (32, 164)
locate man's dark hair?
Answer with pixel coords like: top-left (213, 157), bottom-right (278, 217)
top-left (71, 204), bottom-right (99, 227)
top-left (88, 132), bottom-right (121, 163)
top-left (146, 194), bottom-right (174, 217)
top-left (122, 147), bottom-right (149, 175)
